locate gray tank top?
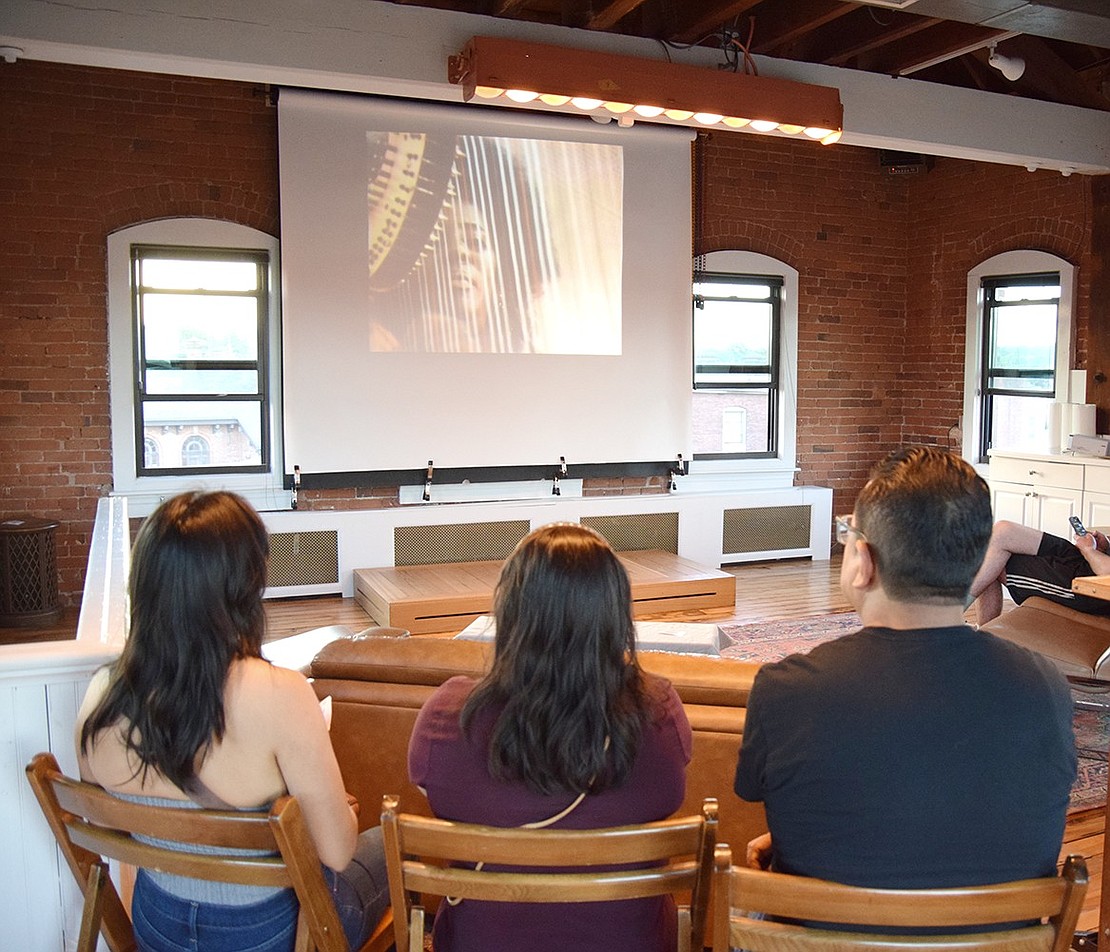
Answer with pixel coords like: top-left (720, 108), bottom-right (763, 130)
top-left (113, 790), bottom-right (287, 906)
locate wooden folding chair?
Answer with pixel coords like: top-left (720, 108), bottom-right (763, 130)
top-left (381, 793), bottom-right (718, 952)
top-left (26, 751), bottom-right (392, 952)
top-left (711, 842), bottom-right (1088, 952)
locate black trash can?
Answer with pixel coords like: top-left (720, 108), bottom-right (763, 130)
top-left (0, 515), bottom-right (62, 628)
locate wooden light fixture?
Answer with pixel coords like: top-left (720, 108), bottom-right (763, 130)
top-left (448, 36), bottom-right (843, 144)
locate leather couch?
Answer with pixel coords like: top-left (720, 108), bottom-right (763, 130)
top-left (980, 595), bottom-right (1110, 682)
top-left (308, 634), bottom-right (768, 856)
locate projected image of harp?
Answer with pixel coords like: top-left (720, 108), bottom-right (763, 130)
top-left (367, 133), bottom-right (623, 355)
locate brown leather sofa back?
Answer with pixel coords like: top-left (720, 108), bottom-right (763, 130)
top-left (309, 635), bottom-right (768, 856)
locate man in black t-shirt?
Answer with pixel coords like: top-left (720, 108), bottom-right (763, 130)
top-left (735, 447), bottom-right (1076, 890)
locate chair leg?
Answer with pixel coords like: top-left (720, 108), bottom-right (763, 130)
top-left (77, 863), bottom-right (109, 952)
top-left (408, 907), bottom-right (426, 952)
top-left (677, 906), bottom-right (691, 952)
top-left (292, 906), bottom-right (313, 952)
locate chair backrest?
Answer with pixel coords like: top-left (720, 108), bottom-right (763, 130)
top-left (25, 751), bottom-right (390, 952)
top-left (381, 793), bottom-right (718, 952)
top-left (711, 843), bottom-right (1089, 952)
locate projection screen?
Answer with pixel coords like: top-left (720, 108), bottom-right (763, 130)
top-left (278, 89), bottom-right (694, 479)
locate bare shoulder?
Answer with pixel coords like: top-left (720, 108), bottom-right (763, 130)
top-left (228, 658), bottom-right (321, 720)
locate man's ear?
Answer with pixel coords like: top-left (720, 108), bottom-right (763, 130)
top-left (847, 539), bottom-right (877, 592)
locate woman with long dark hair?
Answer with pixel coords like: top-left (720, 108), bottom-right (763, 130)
top-left (76, 491), bottom-right (388, 952)
top-left (408, 522), bottom-right (692, 952)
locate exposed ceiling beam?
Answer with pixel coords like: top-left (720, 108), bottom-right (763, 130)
top-left (668, 0), bottom-right (765, 46)
top-left (869, 21), bottom-right (1015, 75)
top-left (745, 0), bottom-right (861, 55)
top-left (822, 15), bottom-right (942, 67)
top-left (585, 0), bottom-right (650, 32)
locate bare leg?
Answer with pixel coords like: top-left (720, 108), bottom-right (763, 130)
top-left (970, 520), bottom-right (1044, 625)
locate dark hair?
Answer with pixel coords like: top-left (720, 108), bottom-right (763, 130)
top-left (461, 523), bottom-right (650, 795)
top-left (80, 491), bottom-right (270, 789)
top-left (855, 445), bottom-right (992, 603)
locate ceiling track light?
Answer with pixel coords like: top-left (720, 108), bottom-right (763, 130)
top-left (448, 36), bottom-right (844, 144)
top-left (988, 43), bottom-right (1025, 82)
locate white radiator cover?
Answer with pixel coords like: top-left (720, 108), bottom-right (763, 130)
top-left (262, 486), bottom-right (833, 598)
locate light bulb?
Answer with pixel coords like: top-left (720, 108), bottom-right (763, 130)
top-left (777, 124), bottom-right (805, 135)
top-left (633, 104), bottom-right (665, 118)
top-left (750, 119), bottom-right (778, 132)
top-left (804, 127), bottom-right (833, 139)
top-left (722, 117), bottom-right (751, 128)
top-left (820, 130), bottom-right (842, 146)
top-left (663, 108), bottom-right (695, 121)
top-left (475, 86), bottom-right (505, 99)
top-left (604, 102), bottom-right (634, 114)
top-left (539, 93), bottom-right (571, 106)
top-left (693, 112), bottom-right (724, 125)
top-left (571, 97), bottom-right (604, 110)
top-left (505, 89), bottom-right (539, 103)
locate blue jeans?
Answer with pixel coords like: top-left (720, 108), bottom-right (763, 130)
top-left (132, 827), bottom-right (389, 951)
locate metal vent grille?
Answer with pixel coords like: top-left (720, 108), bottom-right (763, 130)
top-left (581, 512), bottom-right (679, 553)
top-left (722, 505), bottom-right (810, 554)
top-left (394, 521), bottom-right (530, 566)
top-left (267, 531), bottom-right (339, 587)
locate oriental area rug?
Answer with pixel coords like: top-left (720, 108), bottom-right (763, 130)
top-left (719, 612), bottom-right (1109, 813)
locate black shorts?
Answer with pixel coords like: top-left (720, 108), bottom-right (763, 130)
top-left (1004, 532), bottom-right (1110, 615)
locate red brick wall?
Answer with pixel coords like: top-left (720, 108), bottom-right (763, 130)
top-left (0, 61), bottom-right (278, 605)
top-left (696, 131), bottom-right (1096, 518)
top-left (0, 60), bottom-right (1100, 605)
top-left (900, 159), bottom-right (1092, 452)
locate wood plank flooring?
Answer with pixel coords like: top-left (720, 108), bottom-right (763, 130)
top-left (6, 554), bottom-right (1101, 932)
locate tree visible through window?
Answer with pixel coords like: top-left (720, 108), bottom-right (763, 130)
top-left (132, 246), bottom-right (269, 476)
top-left (691, 273), bottom-right (780, 458)
top-left (978, 273), bottom-right (1061, 460)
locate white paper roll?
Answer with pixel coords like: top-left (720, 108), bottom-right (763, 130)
top-left (1068, 403), bottom-right (1097, 439)
top-left (1048, 402), bottom-right (1065, 453)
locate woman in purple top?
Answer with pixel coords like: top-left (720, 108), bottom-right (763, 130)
top-left (408, 523), bottom-right (693, 952)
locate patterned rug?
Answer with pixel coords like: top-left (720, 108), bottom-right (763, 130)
top-left (720, 612), bottom-right (1108, 813)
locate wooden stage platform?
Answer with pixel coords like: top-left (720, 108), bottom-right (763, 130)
top-left (353, 550), bottom-right (736, 635)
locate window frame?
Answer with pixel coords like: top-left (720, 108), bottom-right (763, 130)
top-left (962, 250), bottom-right (1075, 466)
top-left (686, 250), bottom-right (798, 488)
top-left (692, 271), bottom-right (783, 460)
top-left (108, 220), bottom-right (288, 516)
top-left (976, 271), bottom-right (1061, 461)
top-left (130, 243), bottom-right (272, 478)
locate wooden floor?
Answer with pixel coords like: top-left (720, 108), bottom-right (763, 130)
top-left (6, 554), bottom-right (1102, 931)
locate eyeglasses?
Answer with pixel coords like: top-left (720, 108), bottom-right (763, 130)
top-left (834, 515), bottom-right (867, 546)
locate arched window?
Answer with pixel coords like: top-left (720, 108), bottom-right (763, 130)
top-left (181, 435), bottom-right (210, 467)
top-left (143, 438), bottom-right (159, 468)
top-left (689, 250), bottom-right (798, 484)
top-left (963, 251), bottom-right (1075, 463)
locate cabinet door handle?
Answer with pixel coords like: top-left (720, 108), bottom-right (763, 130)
top-left (1028, 470), bottom-right (1041, 476)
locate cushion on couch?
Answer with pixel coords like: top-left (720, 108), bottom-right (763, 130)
top-left (980, 595), bottom-right (1110, 681)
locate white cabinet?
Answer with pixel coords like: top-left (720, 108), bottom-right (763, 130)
top-left (988, 452), bottom-right (1110, 536)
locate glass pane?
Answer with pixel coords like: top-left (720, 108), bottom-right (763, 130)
top-left (989, 303), bottom-right (1056, 372)
top-left (695, 370), bottom-right (773, 387)
top-left (989, 394), bottom-right (1055, 454)
top-left (692, 390), bottom-right (771, 454)
top-left (987, 372), bottom-right (1053, 394)
top-left (694, 299), bottom-right (772, 366)
top-left (140, 400), bottom-right (263, 468)
top-left (145, 368), bottom-right (260, 395)
top-left (139, 257), bottom-right (259, 292)
top-left (694, 278), bottom-right (773, 300)
top-left (141, 294), bottom-right (258, 362)
top-left (993, 283), bottom-right (1060, 303)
